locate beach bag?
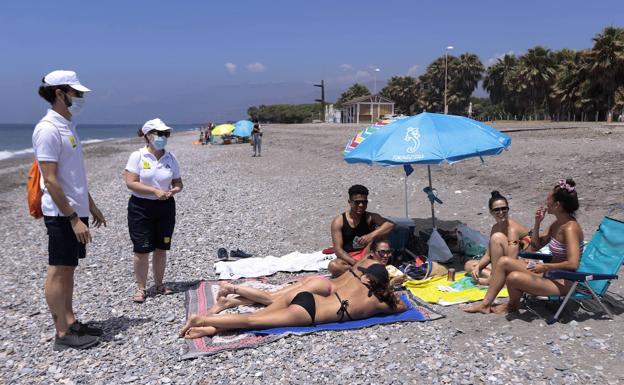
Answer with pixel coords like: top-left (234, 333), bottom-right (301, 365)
top-left (427, 229), bottom-right (453, 263)
top-left (27, 160), bottom-right (43, 219)
top-left (456, 224), bottom-right (488, 257)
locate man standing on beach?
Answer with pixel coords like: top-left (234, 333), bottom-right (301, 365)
top-left (328, 184), bottom-right (395, 277)
top-left (32, 70), bottom-right (107, 351)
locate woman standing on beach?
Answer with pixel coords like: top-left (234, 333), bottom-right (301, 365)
top-left (463, 179), bottom-right (584, 314)
top-left (251, 121), bottom-right (262, 157)
top-left (125, 118), bottom-right (183, 303)
top-left (464, 191), bottom-right (530, 285)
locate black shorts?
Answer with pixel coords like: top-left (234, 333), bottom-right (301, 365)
top-left (127, 195), bottom-right (176, 253)
top-left (44, 216), bottom-right (88, 266)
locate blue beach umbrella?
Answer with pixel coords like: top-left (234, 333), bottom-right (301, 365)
top-left (344, 112), bottom-right (512, 227)
top-left (232, 120), bottom-right (254, 137)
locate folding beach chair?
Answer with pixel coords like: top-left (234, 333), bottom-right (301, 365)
top-left (521, 208), bottom-right (624, 324)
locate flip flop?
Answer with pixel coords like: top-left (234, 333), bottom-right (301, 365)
top-left (217, 248), bottom-right (228, 261)
top-left (156, 284), bottom-right (174, 296)
top-left (230, 249), bottom-right (253, 259)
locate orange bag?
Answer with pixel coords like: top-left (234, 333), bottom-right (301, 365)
top-left (27, 159), bottom-right (43, 219)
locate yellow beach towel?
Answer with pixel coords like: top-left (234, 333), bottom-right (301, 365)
top-left (404, 272), bottom-right (509, 306)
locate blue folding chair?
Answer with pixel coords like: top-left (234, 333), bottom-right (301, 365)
top-left (521, 210), bottom-right (624, 324)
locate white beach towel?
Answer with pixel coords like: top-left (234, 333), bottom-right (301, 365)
top-left (214, 250), bottom-right (336, 280)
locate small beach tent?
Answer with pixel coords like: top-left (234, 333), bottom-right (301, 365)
top-left (212, 124), bottom-right (235, 136)
top-left (232, 120), bottom-right (253, 137)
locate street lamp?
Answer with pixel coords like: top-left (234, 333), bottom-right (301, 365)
top-left (373, 68), bottom-right (381, 94)
top-left (444, 45), bottom-right (454, 115)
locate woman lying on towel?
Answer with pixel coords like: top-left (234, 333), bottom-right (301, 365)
top-left (180, 263), bottom-right (406, 338)
top-left (464, 191), bottom-right (530, 285)
top-left (208, 239), bottom-right (397, 315)
top-left (463, 179), bottom-right (584, 314)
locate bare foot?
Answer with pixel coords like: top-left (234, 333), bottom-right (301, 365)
top-left (184, 326), bottom-right (217, 339)
top-left (477, 277), bottom-right (490, 286)
top-left (179, 314), bottom-right (206, 337)
top-left (491, 302), bottom-right (519, 314)
top-left (462, 302), bottom-right (493, 314)
top-left (206, 296), bottom-right (234, 315)
top-left (216, 282), bottom-right (237, 300)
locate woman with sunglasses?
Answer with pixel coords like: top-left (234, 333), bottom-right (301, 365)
top-left (125, 118), bottom-right (183, 303)
top-left (369, 239), bottom-right (406, 286)
top-left (464, 179), bottom-right (584, 314)
top-left (464, 191), bottom-right (530, 285)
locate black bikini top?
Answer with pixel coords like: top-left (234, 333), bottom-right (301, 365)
top-left (335, 292), bottom-right (353, 322)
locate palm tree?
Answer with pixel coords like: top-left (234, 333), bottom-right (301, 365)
top-left (585, 26), bottom-right (624, 118)
top-left (551, 50), bottom-right (588, 120)
top-left (335, 83), bottom-right (370, 108)
top-left (483, 54), bottom-right (518, 105)
top-left (514, 46), bottom-right (557, 118)
top-left (379, 76), bottom-right (420, 114)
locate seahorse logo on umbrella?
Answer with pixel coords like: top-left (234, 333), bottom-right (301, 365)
top-left (404, 127), bottom-right (421, 153)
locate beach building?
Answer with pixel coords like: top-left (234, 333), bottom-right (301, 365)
top-left (340, 95), bottom-right (395, 124)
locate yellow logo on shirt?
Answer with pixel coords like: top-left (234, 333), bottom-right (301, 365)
top-left (69, 136), bottom-right (77, 148)
top-left (163, 237), bottom-right (171, 244)
top-left (143, 161), bottom-right (151, 169)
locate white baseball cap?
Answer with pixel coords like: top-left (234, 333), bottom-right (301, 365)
top-left (141, 118), bottom-right (173, 135)
top-left (43, 70), bottom-right (91, 92)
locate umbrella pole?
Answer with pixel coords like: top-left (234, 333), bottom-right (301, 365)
top-left (404, 175), bottom-right (408, 218)
top-left (428, 165), bottom-right (436, 229)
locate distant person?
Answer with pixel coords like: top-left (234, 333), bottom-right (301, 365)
top-left (328, 184), bottom-right (395, 277)
top-left (251, 122), bottom-right (262, 157)
top-left (464, 191), bottom-right (530, 285)
top-left (33, 70), bottom-right (107, 351)
top-left (125, 118), bottom-right (183, 303)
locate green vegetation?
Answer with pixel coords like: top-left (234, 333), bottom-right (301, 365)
top-left (347, 26), bottom-right (624, 121)
top-left (335, 83), bottom-right (370, 108)
top-left (247, 103), bottom-right (321, 123)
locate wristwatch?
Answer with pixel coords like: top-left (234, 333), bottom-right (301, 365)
top-left (67, 212), bottom-right (78, 221)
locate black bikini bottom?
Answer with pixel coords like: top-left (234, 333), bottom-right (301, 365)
top-left (290, 291), bottom-right (316, 324)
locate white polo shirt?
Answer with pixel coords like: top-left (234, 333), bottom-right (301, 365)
top-left (32, 109), bottom-right (90, 217)
top-left (125, 147), bottom-right (181, 200)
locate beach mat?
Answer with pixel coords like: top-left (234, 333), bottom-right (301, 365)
top-left (403, 272), bottom-right (509, 306)
top-left (182, 279), bottom-right (443, 359)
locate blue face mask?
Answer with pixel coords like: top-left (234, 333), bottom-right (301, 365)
top-left (152, 136), bottom-right (167, 150)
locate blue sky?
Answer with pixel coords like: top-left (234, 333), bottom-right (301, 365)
top-left (0, 0), bottom-right (620, 124)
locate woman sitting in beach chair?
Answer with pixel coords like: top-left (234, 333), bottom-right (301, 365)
top-left (207, 249), bottom-right (387, 315)
top-left (463, 179), bottom-right (584, 314)
top-left (464, 191), bottom-right (530, 285)
top-left (180, 263), bottom-right (405, 338)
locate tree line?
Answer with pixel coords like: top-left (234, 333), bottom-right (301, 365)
top-left (338, 26), bottom-right (624, 122)
top-left (247, 104), bottom-right (321, 123)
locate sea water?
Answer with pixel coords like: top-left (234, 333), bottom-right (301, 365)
top-left (0, 123), bottom-right (198, 161)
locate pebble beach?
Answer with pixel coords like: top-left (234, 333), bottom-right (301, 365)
top-left (1, 122), bottom-right (624, 385)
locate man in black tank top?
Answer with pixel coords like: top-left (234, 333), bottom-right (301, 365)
top-left (328, 185), bottom-right (395, 277)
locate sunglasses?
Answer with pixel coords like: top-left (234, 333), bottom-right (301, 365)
top-left (351, 199), bottom-right (368, 206)
top-left (491, 207), bottom-right (509, 213)
top-left (376, 249), bottom-right (394, 257)
top-left (150, 130), bottom-right (171, 138)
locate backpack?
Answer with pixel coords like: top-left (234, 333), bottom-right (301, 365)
top-left (27, 159), bottom-right (43, 219)
top-left (28, 119), bottom-right (59, 219)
